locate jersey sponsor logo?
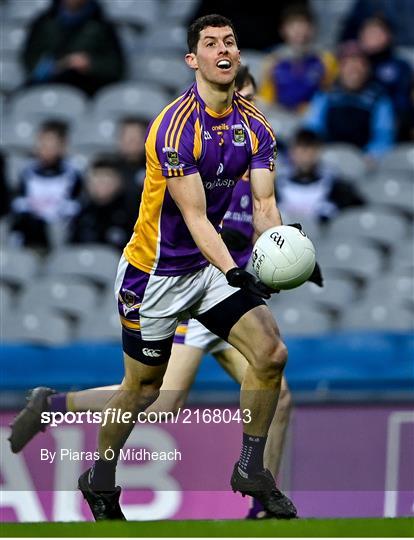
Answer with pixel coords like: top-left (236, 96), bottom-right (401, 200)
top-left (212, 123), bottom-right (229, 131)
top-left (142, 348), bottom-right (162, 358)
top-left (204, 130), bottom-right (212, 140)
top-left (204, 178), bottom-right (236, 190)
top-left (231, 124), bottom-right (246, 146)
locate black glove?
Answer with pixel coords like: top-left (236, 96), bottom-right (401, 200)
top-left (287, 222), bottom-right (324, 287)
top-left (226, 267), bottom-right (277, 299)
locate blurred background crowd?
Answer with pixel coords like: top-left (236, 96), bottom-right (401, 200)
top-left (0, 0), bottom-right (413, 346)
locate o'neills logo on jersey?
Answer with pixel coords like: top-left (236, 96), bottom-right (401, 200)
top-left (204, 178), bottom-right (236, 190)
top-left (212, 123), bottom-right (230, 131)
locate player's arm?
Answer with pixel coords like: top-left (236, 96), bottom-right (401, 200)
top-left (167, 172), bottom-right (237, 274)
top-left (250, 167), bottom-right (283, 235)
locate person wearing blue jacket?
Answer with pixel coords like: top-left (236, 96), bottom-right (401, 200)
top-left (304, 41), bottom-right (395, 160)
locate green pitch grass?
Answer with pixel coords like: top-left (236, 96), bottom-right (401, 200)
top-left (1, 518), bottom-right (413, 537)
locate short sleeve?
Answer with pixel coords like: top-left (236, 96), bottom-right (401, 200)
top-left (249, 115), bottom-right (277, 172)
top-left (154, 102), bottom-right (199, 178)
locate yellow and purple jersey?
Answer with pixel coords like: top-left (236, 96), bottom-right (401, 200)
top-left (124, 83), bottom-right (276, 276)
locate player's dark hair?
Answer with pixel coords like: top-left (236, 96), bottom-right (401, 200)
top-left (187, 14), bottom-right (238, 53)
top-left (293, 129), bottom-right (322, 147)
top-left (280, 5), bottom-right (315, 26)
top-left (38, 120), bottom-right (68, 139)
top-left (235, 65), bottom-right (257, 93)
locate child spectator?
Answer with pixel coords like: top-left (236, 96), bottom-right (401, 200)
top-left (69, 156), bottom-right (137, 251)
top-left (277, 129), bottom-right (365, 221)
top-left (10, 120), bottom-right (82, 248)
top-left (259, 6), bottom-right (337, 112)
top-left (359, 16), bottom-right (414, 140)
top-left (22, 0), bottom-right (125, 96)
top-left (304, 41), bottom-right (396, 160)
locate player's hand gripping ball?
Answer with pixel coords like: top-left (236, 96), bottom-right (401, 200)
top-left (252, 225), bottom-right (316, 290)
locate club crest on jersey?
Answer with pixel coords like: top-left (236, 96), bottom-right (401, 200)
top-left (231, 124), bottom-right (246, 146)
top-left (119, 289), bottom-right (141, 316)
top-left (163, 147), bottom-right (181, 169)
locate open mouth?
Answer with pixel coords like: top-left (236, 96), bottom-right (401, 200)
top-left (216, 59), bottom-right (232, 70)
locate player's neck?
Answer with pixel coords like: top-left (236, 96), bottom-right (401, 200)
top-left (196, 77), bottom-right (234, 115)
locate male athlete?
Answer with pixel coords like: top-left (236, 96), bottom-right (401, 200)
top-left (9, 66), bottom-right (295, 519)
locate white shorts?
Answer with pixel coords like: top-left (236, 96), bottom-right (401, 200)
top-left (115, 255), bottom-right (237, 341)
top-left (174, 318), bottom-right (231, 354)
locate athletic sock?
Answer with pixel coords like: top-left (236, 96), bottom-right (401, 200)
top-left (238, 433), bottom-right (267, 477)
top-left (90, 458), bottom-right (117, 492)
top-left (49, 393), bottom-right (67, 413)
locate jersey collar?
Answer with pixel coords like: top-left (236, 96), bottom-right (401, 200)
top-left (192, 83), bottom-right (234, 118)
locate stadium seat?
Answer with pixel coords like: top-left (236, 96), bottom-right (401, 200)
top-left (141, 24), bottom-right (187, 54)
top-left (46, 245), bottom-right (120, 288)
top-left (2, 309), bottom-right (72, 345)
top-left (0, 249), bottom-right (40, 288)
top-left (1, 116), bottom-right (37, 152)
top-left (339, 301), bottom-right (413, 331)
top-left (390, 240), bottom-right (414, 273)
top-left (70, 116), bottom-right (117, 153)
top-left (162, 0), bottom-right (199, 24)
top-left (5, 153), bottom-right (30, 189)
top-left (9, 85), bottom-right (87, 124)
top-left (0, 22), bottom-right (25, 57)
top-left (240, 50), bottom-right (267, 85)
top-left (0, 283), bottom-right (14, 313)
top-left (77, 309), bottom-right (121, 342)
top-left (326, 207), bottom-right (409, 249)
top-left (4, 0), bottom-right (49, 22)
top-left (129, 55), bottom-right (193, 95)
top-left (265, 108), bottom-right (301, 143)
top-left (381, 144), bottom-right (414, 174)
top-left (272, 305), bottom-right (333, 335)
top-left (0, 59), bottom-right (24, 93)
top-left (321, 144), bottom-right (367, 182)
top-left (363, 274), bottom-right (414, 311)
top-left (93, 82), bottom-right (170, 123)
top-left (101, 0), bottom-right (159, 28)
top-left (358, 176), bottom-right (414, 216)
top-left (18, 277), bottom-right (98, 320)
top-left (316, 239), bottom-right (384, 281)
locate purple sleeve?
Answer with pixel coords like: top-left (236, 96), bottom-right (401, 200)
top-left (154, 110), bottom-right (199, 178)
top-left (249, 116), bottom-right (277, 172)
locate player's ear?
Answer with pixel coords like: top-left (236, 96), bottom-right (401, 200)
top-left (185, 53), bottom-right (198, 70)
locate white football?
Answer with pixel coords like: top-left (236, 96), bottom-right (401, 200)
top-left (252, 225), bottom-right (316, 290)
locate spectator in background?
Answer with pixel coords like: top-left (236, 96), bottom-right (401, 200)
top-left (340, 0), bottom-right (414, 47)
top-left (22, 0), bottom-right (125, 96)
top-left (304, 41), bottom-right (395, 161)
top-left (359, 16), bottom-right (414, 141)
top-left (259, 6), bottom-right (337, 112)
top-left (10, 120), bottom-right (82, 249)
top-left (116, 116), bottom-right (148, 204)
top-left (70, 155), bottom-right (137, 251)
top-left (0, 152), bottom-right (10, 219)
top-left (277, 129), bottom-right (365, 222)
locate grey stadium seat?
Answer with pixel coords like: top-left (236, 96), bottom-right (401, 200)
top-left (240, 50), bottom-right (267, 85)
top-left (381, 144), bottom-right (414, 174)
top-left (321, 144), bottom-right (367, 182)
top-left (70, 116), bottom-right (117, 153)
top-left (1, 23), bottom-right (26, 57)
top-left (101, 0), bottom-right (159, 28)
top-left (0, 249), bottom-right (40, 287)
top-left (130, 55), bottom-right (193, 95)
top-left (0, 59), bottom-right (24, 93)
top-left (4, 0), bottom-right (49, 22)
top-left (265, 108), bottom-right (301, 143)
top-left (359, 177), bottom-right (414, 215)
top-left (18, 278), bottom-right (98, 320)
top-left (0, 283), bottom-right (14, 314)
top-left (46, 245), bottom-right (120, 287)
top-left (5, 153), bottom-right (30, 189)
top-left (364, 274), bottom-right (414, 310)
top-left (93, 82), bottom-right (170, 123)
top-left (77, 309), bottom-right (121, 342)
top-left (2, 309), bottom-right (72, 345)
top-left (339, 301), bottom-right (413, 332)
top-left (390, 240), bottom-right (414, 273)
top-left (1, 116), bottom-right (37, 152)
top-left (141, 25), bottom-right (187, 54)
top-left (316, 239), bottom-right (384, 281)
top-left (162, 0), bottom-right (199, 24)
top-left (9, 85), bottom-right (87, 124)
top-left (271, 305), bottom-right (333, 336)
top-left (327, 207), bottom-right (409, 249)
